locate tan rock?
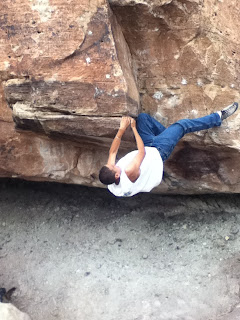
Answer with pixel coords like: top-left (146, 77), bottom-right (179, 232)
top-left (0, 0), bottom-right (240, 194)
top-left (0, 303), bottom-right (31, 320)
top-left (2, 0), bottom-right (139, 133)
top-left (111, 0), bottom-right (240, 193)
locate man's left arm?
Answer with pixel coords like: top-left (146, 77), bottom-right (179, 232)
top-left (125, 119), bottom-right (146, 182)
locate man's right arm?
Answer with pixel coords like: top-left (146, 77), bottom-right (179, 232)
top-left (107, 117), bottom-right (131, 166)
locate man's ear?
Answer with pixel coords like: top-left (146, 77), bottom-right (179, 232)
top-left (115, 172), bottom-right (120, 185)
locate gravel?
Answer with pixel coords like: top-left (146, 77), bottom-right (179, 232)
top-left (0, 179), bottom-right (240, 320)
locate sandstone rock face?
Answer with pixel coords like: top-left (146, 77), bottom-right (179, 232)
top-left (1, 0), bottom-right (240, 193)
top-left (110, 0), bottom-right (240, 194)
top-left (0, 0), bottom-right (137, 186)
top-left (2, 0), bottom-right (139, 138)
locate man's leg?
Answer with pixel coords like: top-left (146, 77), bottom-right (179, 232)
top-left (136, 113), bottom-right (166, 146)
top-left (152, 112), bottom-right (222, 161)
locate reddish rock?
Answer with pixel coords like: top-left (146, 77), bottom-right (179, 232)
top-left (2, 0), bottom-right (139, 134)
top-left (110, 0), bottom-right (240, 193)
top-left (0, 0), bottom-right (240, 194)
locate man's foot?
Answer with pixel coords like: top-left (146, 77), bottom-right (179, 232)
top-left (221, 102), bottom-right (238, 120)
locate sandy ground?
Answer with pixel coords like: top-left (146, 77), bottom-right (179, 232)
top-left (1, 179), bottom-right (240, 320)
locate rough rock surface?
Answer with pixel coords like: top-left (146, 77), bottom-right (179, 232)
top-left (0, 0), bottom-right (240, 193)
top-left (111, 0), bottom-right (240, 193)
top-left (0, 0), bottom-right (138, 186)
top-left (2, 0), bottom-right (139, 119)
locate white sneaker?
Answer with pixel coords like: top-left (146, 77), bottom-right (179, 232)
top-left (221, 102), bottom-right (238, 120)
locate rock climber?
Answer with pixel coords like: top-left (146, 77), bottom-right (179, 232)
top-left (99, 102), bottom-right (238, 197)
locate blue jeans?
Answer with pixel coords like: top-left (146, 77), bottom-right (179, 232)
top-left (136, 113), bottom-right (222, 161)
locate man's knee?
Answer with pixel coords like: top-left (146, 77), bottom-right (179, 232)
top-left (175, 119), bottom-right (187, 129)
top-left (137, 113), bottom-right (150, 123)
top-left (137, 114), bottom-right (150, 131)
top-left (173, 120), bottom-right (188, 136)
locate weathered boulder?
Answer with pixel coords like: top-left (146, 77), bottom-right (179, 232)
top-left (0, 303), bottom-right (31, 320)
top-left (0, 0), bottom-right (240, 193)
top-left (0, 0), bottom-right (137, 185)
top-left (110, 0), bottom-right (240, 193)
top-left (2, 0), bottom-right (139, 137)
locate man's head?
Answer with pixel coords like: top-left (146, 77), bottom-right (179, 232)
top-left (99, 165), bottom-right (121, 185)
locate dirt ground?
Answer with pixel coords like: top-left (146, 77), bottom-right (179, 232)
top-left (1, 179), bottom-right (240, 320)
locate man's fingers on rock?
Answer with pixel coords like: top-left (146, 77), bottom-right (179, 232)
top-left (130, 118), bottom-right (136, 127)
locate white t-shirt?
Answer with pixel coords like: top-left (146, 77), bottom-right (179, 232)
top-left (108, 147), bottom-right (163, 197)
